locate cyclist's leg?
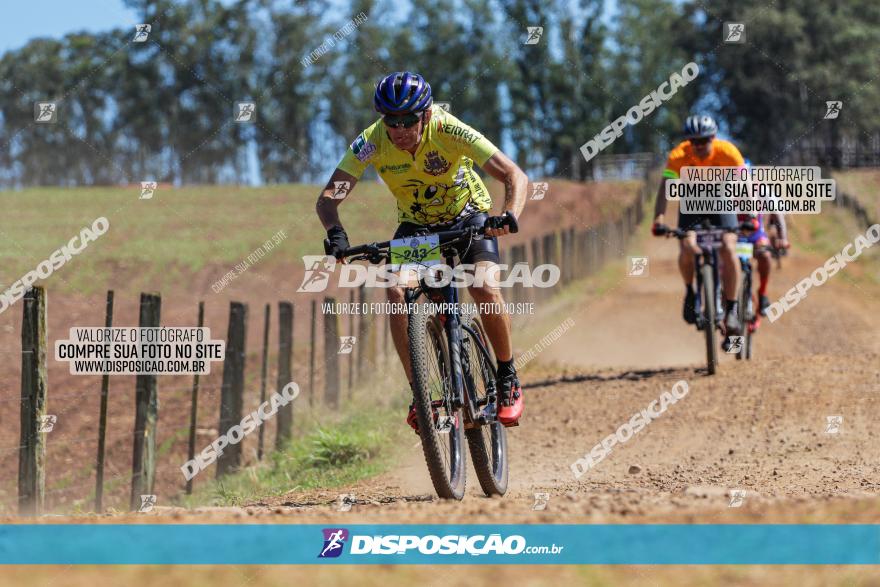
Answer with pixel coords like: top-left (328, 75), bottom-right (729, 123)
top-left (716, 214), bottom-right (740, 302)
top-left (460, 213), bottom-right (521, 424)
top-left (387, 284), bottom-right (413, 384)
top-left (386, 220), bottom-right (424, 387)
top-left (752, 232), bottom-right (772, 314)
top-left (677, 211), bottom-right (702, 324)
top-left (677, 211), bottom-right (702, 284)
top-left (720, 232), bottom-right (740, 299)
top-left (456, 213), bottom-right (509, 361)
top-left (467, 261), bottom-right (511, 362)
top-left (715, 213), bottom-right (742, 332)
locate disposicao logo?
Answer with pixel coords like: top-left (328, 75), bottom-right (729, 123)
top-left (318, 528), bottom-right (349, 558)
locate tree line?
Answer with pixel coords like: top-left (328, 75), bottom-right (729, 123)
top-left (0, 0), bottom-right (877, 187)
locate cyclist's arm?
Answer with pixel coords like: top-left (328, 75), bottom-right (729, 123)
top-left (482, 151), bottom-right (528, 220)
top-left (655, 150), bottom-right (684, 224)
top-left (316, 168), bottom-right (358, 230)
top-left (654, 177), bottom-right (669, 220)
top-left (767, 212), bottom-right (788, 241)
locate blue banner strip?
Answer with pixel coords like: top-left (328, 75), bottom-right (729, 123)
top-left (1, 524), bottom-right (878, 564)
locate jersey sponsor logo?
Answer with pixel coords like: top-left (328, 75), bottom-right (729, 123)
top-left (350, 135), bottom-right (377, 162)
top-left (423, 150), bottom-right (451, 176)
top-left (378, 163), bottom-right (412, 174)
top-left (437, 121), bottom-right (480, 144)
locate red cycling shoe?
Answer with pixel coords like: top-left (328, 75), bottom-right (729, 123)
top-left (497, 375), bottom-right (523, 427)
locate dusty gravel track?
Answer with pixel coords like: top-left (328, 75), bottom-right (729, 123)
top-left (20, 212), bottom-right (879, 528)
top-left (4, 210), bottom-right (880, 587)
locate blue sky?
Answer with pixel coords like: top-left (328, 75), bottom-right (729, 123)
top-left (0, 1), bottom-right (141, 54)
top-left (1, 0), bottom-right (624, 55)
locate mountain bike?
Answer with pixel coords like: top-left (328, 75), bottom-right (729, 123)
top-left (734, 236), bottom-right (757, 361)
top-left (657, 221), bottom-right (727, 375)
top-left (335, 214), bottom-right (517, 500)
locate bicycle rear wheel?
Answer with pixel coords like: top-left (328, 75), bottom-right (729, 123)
top-left (700, 263), bottom-right (718, 375)
top-left (408, 303), bottom-right (466, 500)
top-left (462, 314), bottom-right (508, 496)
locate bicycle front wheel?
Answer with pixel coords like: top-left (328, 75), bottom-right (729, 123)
top-left (408, 303), bottom-right (466, 500)
top-left (462, 314), bottom-right (508, 496)
top-left (737, 268), bottom-right (753, 361)
top-left (700, 263), bottom-right (718, 375)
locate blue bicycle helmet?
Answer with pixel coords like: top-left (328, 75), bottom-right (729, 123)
top-left (373, 71), bottom-right (433, 115)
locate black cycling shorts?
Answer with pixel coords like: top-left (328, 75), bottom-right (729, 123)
top-left (677, 211), bottom-right (738, 232)
top-left (393, 213), bottom-right (500, 265)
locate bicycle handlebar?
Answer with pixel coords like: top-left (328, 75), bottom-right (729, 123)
top-left (654, 220), bottom-right (753, 240)
top-left (331, 213), bottom-right (518, 263)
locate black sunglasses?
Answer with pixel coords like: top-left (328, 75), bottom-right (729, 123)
top-left (689, 137), bottom-right (712, 145)
top-left (383, 112), bottom-right (422, 129)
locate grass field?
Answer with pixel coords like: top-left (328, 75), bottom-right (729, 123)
top-left (0, 183), bottom-right (401, 295)
top-left (0, 179), bottom-right (643, 296)
top-left (832, 169), bottom-right (880, 220)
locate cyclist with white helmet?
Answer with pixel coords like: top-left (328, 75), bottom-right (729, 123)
top-left (652, 114), bottom-right (745, 336)
top-left (316, 71), bottom-right (529, 428)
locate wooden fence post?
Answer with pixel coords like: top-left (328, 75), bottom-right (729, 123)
top-left (131, 292), bottom-right (161, 511)
top-left (383, 312), bottom-right (390, 361)
top-left (357, 285), bottom-right (370, 380)
top-left (531, 237), bottom-right (542, 299)
top-left (309, 299), bottom-right (317, 409)
top-left (323, 297), bottom-right (341, 408)
top-left (275, 301), bottom-right (293, 449)
top-left (19, 286), bottom-right (47, 515)
top-left (510, 245), bottom-right (521, 304)
top-left (257, 303), bottom-right (270, 460)
top-left (216, 302), bottom-right (246, 478)
top-left (185, 301), bottom-right (204, 495)
top-left (588, 229), bottom-right (599, 274)
top-left (578, 231), bottom-right (588, 278)
top-left (348, 289), bottom-right (355, 397)
top-left (95, 290), bottom-right (114, 511)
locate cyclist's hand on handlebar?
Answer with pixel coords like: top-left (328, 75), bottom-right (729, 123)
top-left (774, 237), bottom-right (790, 250)
top-left (651, 222), bottom-right (669, 236)
top-left (484, 211), bottom-right (519, 237)
top-left (323, 225), bottom-right (350, 260)
top-left (740, 217), bottom-right (760, 233)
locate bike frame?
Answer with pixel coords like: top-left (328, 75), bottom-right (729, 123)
top-left (404, 247), bottom-right (498, 425)
top-left (693, 234), bottom-right (723, 330)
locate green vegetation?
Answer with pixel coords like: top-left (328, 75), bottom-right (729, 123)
top-left (832, 169), bottom-right (880, 221)
top-left (178, 385), bottom-right (408, 508)
top-left (0, 183), bottom-right (399, 294)
top-left (4, 0), bottom-right (876, 187)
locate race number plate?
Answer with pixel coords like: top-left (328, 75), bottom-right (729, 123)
top-left (389, 234), bottom-right (441, 271)
top-left (735, 241), bottom-right (754, 259)
top-left (696, 230), bottom-right (724, 249)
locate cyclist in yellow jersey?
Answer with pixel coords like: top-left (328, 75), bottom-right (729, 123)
top-left (315, 71), bottom-right (529, 427)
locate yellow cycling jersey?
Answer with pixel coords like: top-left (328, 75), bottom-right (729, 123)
top-left (336, 108), bottom-right (500, 225)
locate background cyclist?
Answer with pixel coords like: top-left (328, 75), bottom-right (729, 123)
top-left (652, 114), bottom-right (745, 336)
top-left (738, 159), bottom-right (791, 326)
top-left (315, 71), bottom-right (529, 428)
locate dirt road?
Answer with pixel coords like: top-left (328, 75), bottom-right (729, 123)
top-left (4, 210), bottom-right (880, 586)
top-left (18, 210), bottom-right (878, 527)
